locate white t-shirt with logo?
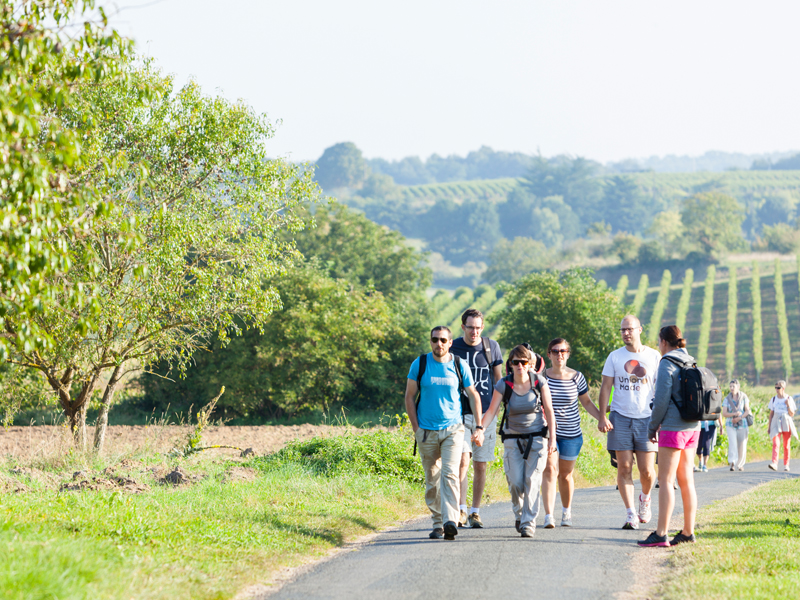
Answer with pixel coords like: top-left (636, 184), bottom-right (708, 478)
top-left (602, 346), bottom-right (661, 419)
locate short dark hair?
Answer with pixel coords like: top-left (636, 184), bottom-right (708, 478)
top-left (547, 338), bottom-right (571, 354)
top-left (508, 344), bottom-right (533, 362)
top-left (431, 325), bottom-right (452, 339)
top-left (461, 308), bottom-right (484, 325)
top-left (659, 325), bottom-right (686, 348)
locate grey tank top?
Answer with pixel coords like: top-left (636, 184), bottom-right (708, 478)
top-left (494, 378), bottom-right (546, 434)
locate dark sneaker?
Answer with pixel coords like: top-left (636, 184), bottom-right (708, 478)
top-left (638, 531), bottom-right (669, 548)
top-left (468, 512), bottom-right (484, 528)
top-left (429, 528), bottom-right (444, 539)
top-left (515, 520), bottom-right (521, 533)
top-left (670, 532), bottom-right (696, 546)
top-left (520, 526), bottom-right (535, 538)
top-left (443, 521), bottom-right (459, 540)
top-left (458, 510), bottom-right (468, 528)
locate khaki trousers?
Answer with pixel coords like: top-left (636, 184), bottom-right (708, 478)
top-left (503, 436), bottom-right (547, 529)
top-left (416, 423), bottom-right (464, 528)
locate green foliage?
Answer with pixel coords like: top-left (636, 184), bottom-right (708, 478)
top-left (602, 175), bottom-right (650, 232)
top-left (615, 275), bottom-right (630, 300)
top-left (751, 262), bottom-right (764, 378)
top-left (696, 266), bottom-right (716, 366)
top-left (256, 429), bottom-right (425, 484)
top-left (773, 260), bottom-right (792, 380)
top-left (646, 270), bottom-right (672, 342)
top-left (484, 237), bottom-right (555, 284)
top-left (760, 222), bottom-right (800, 254)
top-left (0, 1), bottom-right (136, 358)
top-left (497, 269), bottom-right (627, 383)
top-left (521, 156), bottom-right (603, 224)
top-left (314, 142), bottom-right (369, 190)
top-left (0, 362), bottom-right (52, 427)
top-left (435, 289), bottom-right (474, 327)
top-left (681, 192), bottom-right (747, 257)
top-left (498, 187), bottom-right (580, 246)
top-left (431, 290), bottom-right (452, 312)
top-left (611, 232), bottom-right (643, 263)
top-left (422, 198), bottom-right (502, 263)
top-left (675, 268), bottom-right (694, 332)
top-left (631, 274), bottom-right (650, 316)
top-left (726, 268), bottom-right (738, 379)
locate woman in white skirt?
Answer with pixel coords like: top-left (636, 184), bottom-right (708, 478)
top-left (722, 379), bottom-right (751, 471)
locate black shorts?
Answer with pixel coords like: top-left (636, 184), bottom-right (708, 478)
top-left (696, 426), bottom-right (716, 457)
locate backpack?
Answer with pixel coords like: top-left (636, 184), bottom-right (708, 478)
top-left (504, 343), bottom-right (545, 377)
top-left (497, 372), bottom-right (549, 459)
top-left (662, 354), bottom-right (723, 421)
top-left (412, 353), bottom-right (469, 455)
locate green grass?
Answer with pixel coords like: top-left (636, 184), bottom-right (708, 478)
top-left (696, 265), bottom-right (716, 366)
top-left (674, 268), bottom-right (694, 332)
top-left (752, 262), bottom-right (764, 381)
top-left (646, 269), bottom-right (672, 342)
top-left (773, 259), bottom-right (792, 380)
top-left (632, 274), bottom-right (650, 316)
top-left (658, 477), bottom-right (800, 600)
top-left (726, 267), bottom-right (737, 380)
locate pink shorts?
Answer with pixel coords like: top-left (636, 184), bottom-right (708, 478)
top-left (658, 430), bottom-right (700, 449)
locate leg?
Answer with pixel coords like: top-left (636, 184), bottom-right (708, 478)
top-left (654, 447), bottom-right (681, 536)
top-left (541, 450), bottom-right (558, 516)
top-left (439, 425), bottom-right (465, 527)
top-left (675, 447), bottom-right (697, 536)
top-left (782, 431), bottom-right (791, 466)
top-left (470, 416), bottom-right (496, 510)
top-left (458, 452), bottom-right (470, 507)
top-left (557, 458), bottom-right (577, 508)
top-left (736, 428), bottom-right (748, 469)
top-left (635, 450), bottom-right (656, 496)
top-left (504, 440), bottom-right (525, 522)
top-left (616, 450), bottom-right (635, 509)
top-left (726, 425), bottom-right (739, 467)
top-left (417, 429), bottom-right (443, 528)
top-left (772, 433), bottom-right (780, 465)
top-left (520, 441), bottom-right (547, 529)
top-left (471, 461), bottom-right (487, 508)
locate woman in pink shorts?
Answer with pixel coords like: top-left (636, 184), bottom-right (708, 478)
top-left (638, 325), bottom-right (701, 548)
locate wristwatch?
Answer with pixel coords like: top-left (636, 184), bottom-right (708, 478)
top-left (475, 425), bottom-right (484, 430)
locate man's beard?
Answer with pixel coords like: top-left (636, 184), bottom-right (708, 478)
top-left (432, 346), bottom-right (449, 358)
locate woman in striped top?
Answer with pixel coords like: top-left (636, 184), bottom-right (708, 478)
top-left (541, 338), bottom-right (602, 528)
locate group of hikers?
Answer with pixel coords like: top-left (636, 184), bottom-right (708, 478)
top-left (404, 309), bottom-right (797, 547)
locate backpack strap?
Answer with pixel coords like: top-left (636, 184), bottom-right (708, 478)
top-left (481, 337), bottom-right (494, 387)
top-left (498, 372), bottom-right (541, 442)
top-left (453, 355), bottom-right (470, 417)
top-left (412, 353), bottom-right (427, 456)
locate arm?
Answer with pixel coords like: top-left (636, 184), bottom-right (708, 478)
top-left (540, 381), bottom-right (557, 454)
top-left (578, 392), bottom-right (602, 422)
top-left (483, 388), bottom-right (503, 425)
top-left (404, 379), bottom-right (420, 432)
top-left (787, 397), bottom-right (796, 417)
top-left (648, 362), bottom-right (672, 439)
top-left (466, 385), bottom-right (485, 446)
top-left (492, 364), bottom-right (503, 389)
top-left (597, 375), bottom-right (614, 432)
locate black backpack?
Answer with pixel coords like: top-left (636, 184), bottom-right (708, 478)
top-left (497, 372), bottom-right (548, 459)
top-left (662, 355), bottom-right (723, 421)
top-left (412, 353), bottom-right (469, 455)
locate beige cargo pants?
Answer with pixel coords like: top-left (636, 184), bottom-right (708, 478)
top-left (416, 423), bottom-right (464, 528)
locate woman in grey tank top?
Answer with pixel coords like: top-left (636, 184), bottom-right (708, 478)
top-left (482, 345), bottom-right (557, 538)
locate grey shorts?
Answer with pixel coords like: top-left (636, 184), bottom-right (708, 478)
top-left (462, 415), bottom-right (497, 462)
top-left (607, 411), bottom-right (657, 453)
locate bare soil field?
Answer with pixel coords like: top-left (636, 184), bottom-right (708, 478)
top-left (0, 424), bottom-right (358, 459)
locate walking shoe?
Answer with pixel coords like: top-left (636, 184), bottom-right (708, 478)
top-left (785, 464), bottom-right (791, 472)
top-left (637, 531), bottom-right (669, 548)
top-left (638, 494), bottom-right (652, 524)
top-left (544, 514), bottom-right (555, 529)
top-left (738, 467), bottom-right (744, 471)
top-left (701, 465), bottom-right (709, 472)
top-left (520, 526), bottom-right (535, 538)
top-left (561, 513), bottom-right (572, 527)
top-left (468, 512), bottom-right (483, 528)
top-left (693, 466), bottom-right (699, 472)
top-left (458, 509), bottom-right (468, 527)
top-left (515, 520), bottom-right (521, 533)
top-left (730, 464), bottom-right (735, 471)
top-left (768, 462), bottom-right (777, 471)
top-left (622, 514), bottom-right (639, 530)
top-left (669, 531), bottom-right (696, 546)
top-left (443, 521), bottom-right (459, 540)
top-left (429, 528), bottom-right (444, 539)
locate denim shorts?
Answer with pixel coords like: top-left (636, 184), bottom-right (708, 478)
top-left (556, 434), bottom-right (584, 461)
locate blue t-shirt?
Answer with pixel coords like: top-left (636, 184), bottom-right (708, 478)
top-left (450, 337), bottom-right (503, 413)
top-left (408, 353), bottom-right (474, 430)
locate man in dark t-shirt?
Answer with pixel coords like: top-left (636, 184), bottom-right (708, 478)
top-left (450, 308), bottom-right (503, 528)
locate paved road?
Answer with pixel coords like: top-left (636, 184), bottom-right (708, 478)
top-left (264, 461), bottom-right (796, 599)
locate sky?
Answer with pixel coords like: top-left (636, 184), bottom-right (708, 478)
top-left (111, 0), bottom-right (800, 164)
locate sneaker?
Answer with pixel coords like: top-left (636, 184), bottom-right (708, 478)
top-left (515, 520), bottom-right (521, 533)
top-left (468, 512), bottom-right (483, 528)
top-left (443, 521), bottom-right (458, 540)
top-left (561, 513), bottom-right (572, 527)
top-left (637, 531), bottom-right (669, 548)
top-left (785, 464), bottom-right (791, 472)
top-left (693, 466), bottom-right (699, 472)
top-left (638, 494), bottom-right (652, 524)
top-left (701, 465), bottom-right (709, 472)
top-left (520, 526), bottom-right (535, 538)
top-left (623, 514), bottom-right (639, 530)
top-left (768, 462), bottom-right (777, 471)
top-left (429, 527), bottom-right (444, 539)
top-left (458, 510), bottom-right (468, 527)
top-left (738, 467), bottom-right (744, 471)
top-left (730, 464), bottom-right (735, 471)
top-left (669, 531), bottom-right (696, 546)
top-left (544, 514), bottom-right (555, 529)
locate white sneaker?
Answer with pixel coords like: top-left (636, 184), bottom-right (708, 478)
top-left (785, 464), bottom-right (791, 472)
top-left (769, 462), bottom-right (778, 471)
top-left (622, 513), bottom-right (639, 530)
top-left (638, 494), bottom-right (652, 524)
top-left (561, 512), bottom-right (572, 527)
top-left (544, 514), bottom-right (555, 529)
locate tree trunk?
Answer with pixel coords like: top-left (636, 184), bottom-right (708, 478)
top-left (68, 406), bottom-right (87, 450)
top-left (93, 365), bottom-right (124, 453)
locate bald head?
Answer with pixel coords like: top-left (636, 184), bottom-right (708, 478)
top-left (620, 315), bottom-right (643, 351)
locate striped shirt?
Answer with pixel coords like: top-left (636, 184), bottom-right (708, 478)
top-left (546, 370), bottom-right (589, 439)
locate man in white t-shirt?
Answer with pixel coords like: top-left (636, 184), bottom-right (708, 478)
top-left (598, 315), bottom-right (660, 530)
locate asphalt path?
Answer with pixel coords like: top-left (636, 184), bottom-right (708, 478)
top-left (263, 461), bottom-right (797, 599)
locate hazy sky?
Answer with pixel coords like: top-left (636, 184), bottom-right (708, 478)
top-left (112, 0), bottom-right (800, 163)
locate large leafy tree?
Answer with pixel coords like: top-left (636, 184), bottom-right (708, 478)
top-left (521, 155), bottom-right (603, 225)
top-left (0, 0), bottom-right (134, 359)
top-left (6, 60), bottom-right (319, 449)
top-left (497, 269), bottom-right (627, 383)
top-left (601, 175), bottom-right (651, 234)
top-left (680, 192), bottom-right (747, 256)
top-left (314, 142), bottom-right (369, 191)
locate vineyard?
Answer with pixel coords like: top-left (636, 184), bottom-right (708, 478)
top-left (401, 170), bottom-right (800, 204)
top-left (431, 255), bottom-right (800, 385)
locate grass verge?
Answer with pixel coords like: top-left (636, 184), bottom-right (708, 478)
top-left (657, 477), bottom-right (800, 600)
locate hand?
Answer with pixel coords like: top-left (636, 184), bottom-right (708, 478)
top-left (649, 433), bottom-right (658, 444)
top-left (472, 429), bottom-right (485, 447)
top-left (598, 416), bottom-right (613, 433)
top-left (548, 437), bottom-right (557, 455)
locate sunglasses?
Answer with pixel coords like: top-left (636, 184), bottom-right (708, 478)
top-left (550, 349), bottom-right (569, 355)
top-left (775, 386), bottom-right (783, 390)
top-left (430, 337), bottom-right (450, 344)
top-left (511, 359), bottom-right (529, 366)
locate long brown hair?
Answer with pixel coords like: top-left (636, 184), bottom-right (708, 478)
top-left (659, 325), bottom-right (686, 348)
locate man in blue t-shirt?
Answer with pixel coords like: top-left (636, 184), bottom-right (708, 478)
top-left (450, 308), bottom-right (503, 529)
top-left (405, 325), bottom-right (484, 541)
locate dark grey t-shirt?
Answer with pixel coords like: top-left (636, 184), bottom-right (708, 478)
top-left (451, 337), bottom-right (504, 413)
top-left (494, 377), bottom-right (546, 434)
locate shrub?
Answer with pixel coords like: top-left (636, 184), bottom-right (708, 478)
top-left (632, 274), bottom-right (650, 316)
top-left (726, 268), bottom-right (737, 379)
top-left (675, 268), bottom-right (694, 332)
top-left (615, 275), bottom-right (629, 301)
top-left (752, 262), bottom-right (764, 383)
top-left (774, 259), bottom-right (792, 380)
top-left (646, 270), bottom-right (672, 342)
top-left (696, 266), bottom-right (716, 366)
